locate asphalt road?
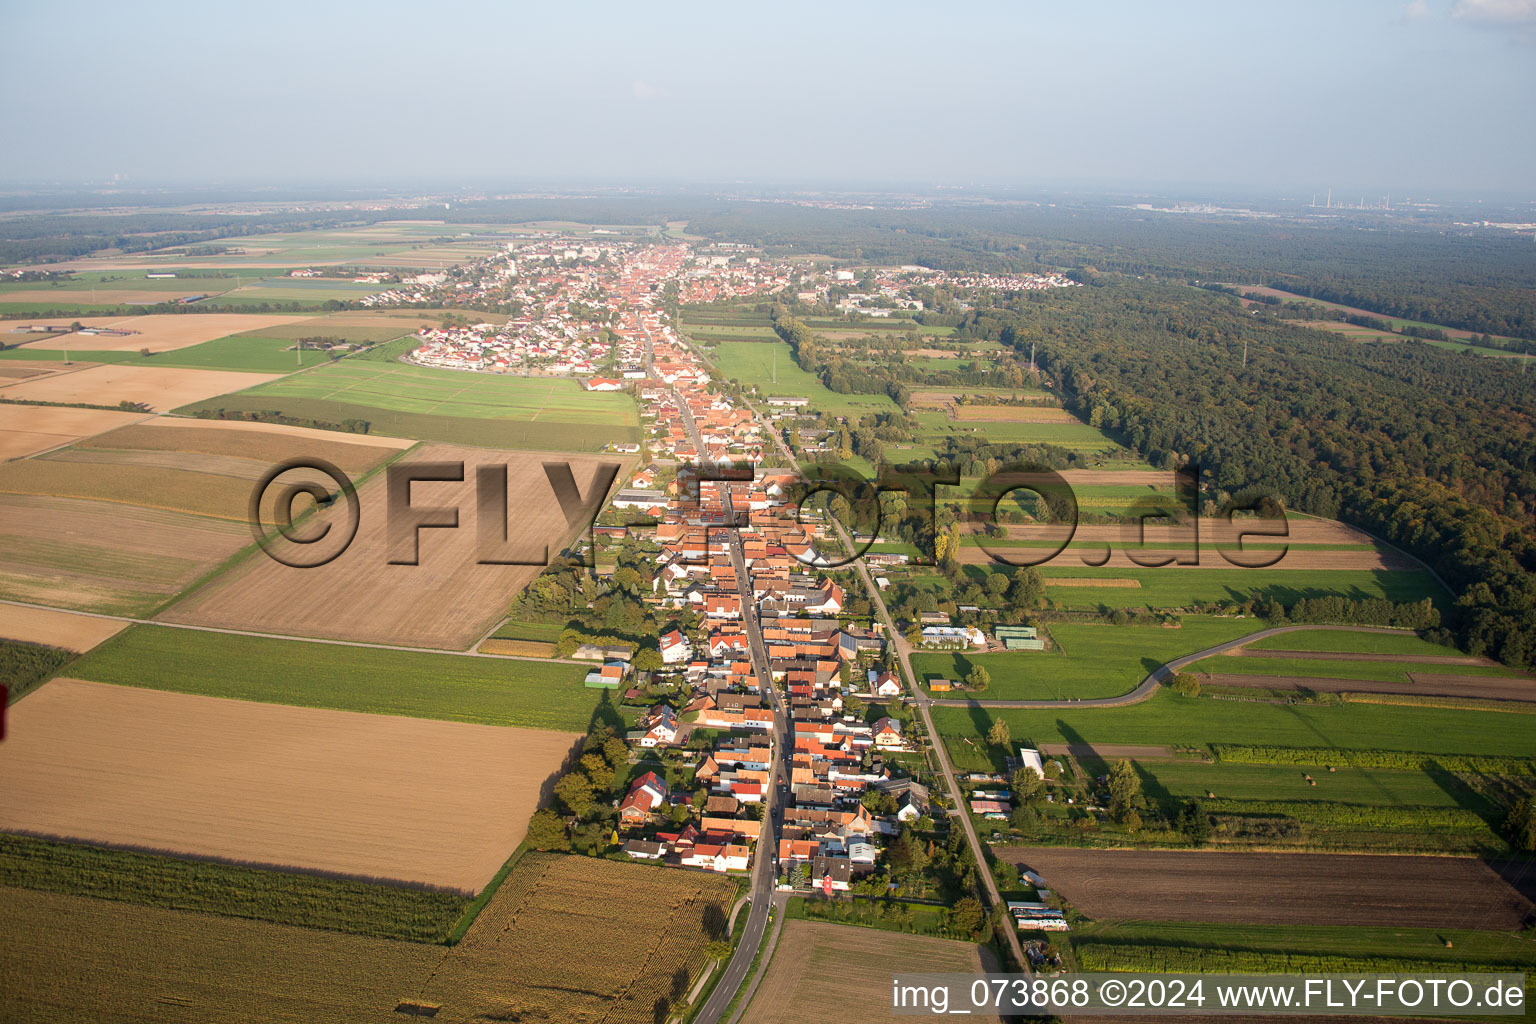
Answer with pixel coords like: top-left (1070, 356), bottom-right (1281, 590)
top-left (695, 489), bottom-right (790, 1024)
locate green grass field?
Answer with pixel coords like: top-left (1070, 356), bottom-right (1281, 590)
top-left (176, 360), bottom-right (641, 450)
top-left (64, 625), bottom-right (598, 732)
top-left (912, 617), bottom-right (1258, 700)
top-left (1031, 566), bottom-right (1445, 611)
top-left (707, 340), bottom-right (898, 419)
top-left (934, 689), bottom-right (1536, 771)
top-left (1192, 653), bottom-right (1525, 683)
top-left (1135, 758), bottom-right (1480, 807)
top-left (1247, 628), bottom-right (1466, 656)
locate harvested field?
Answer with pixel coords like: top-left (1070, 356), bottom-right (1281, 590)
top-left (477, 637), bottom-right (557, 658)
top-left (20, 314), bottom-right (316, 352)
top-left (742, 920), bottom-right (1002, 1024)
top-left (1005, 849), bottom-right (1536, 930)
top-left (955, 404), bottom-right (1079, 422)
top-left (0, 493), bottom-right (251, 616)
top-left (1046, 576), bottom-right (1142, 588)
top-left (0, 364), bottom-right (279, 411)
top-left (0, 361), bottom-right (57, 379)
top-left (1199, 671), bottom-right (1536, 701)
top-left (0, 604), bottom-right (126, 651)
top-left (80, 419), bottom-right (411, 476)
top-left (0, 679), bottom-right (579, 893)
top-left (0, 403), bottom-right (150, 460)
top-left (160, 444), bottom-right (628, 648)
top-left (137, 416), bottom-right (413, 448)
top-left (413, 853), bottom-right (737, 1024)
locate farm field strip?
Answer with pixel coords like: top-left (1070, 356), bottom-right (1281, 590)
top-left (0, 679), bottom-right (579, 892)
top-left (66, 624), bottom-right (599, 731)
top-left (0, 363), bottom-right (281, 411)
top-left (1006, 849), bottom-right (1536, 930)
top-left (933, 689), bottom-right (1536, 771)
top-left (741, 920), bottom-right (1002, 1024)
top-left (0, 403), bottom-right (152, 460)
top-left (0, 493), bottom-right (253, 617)
top-left (412, 853), bottom-right (737, 1024)
top-left (16, 314), bottom-right (319, 352)
top-left (0, 886), bottom-right (445, 1024)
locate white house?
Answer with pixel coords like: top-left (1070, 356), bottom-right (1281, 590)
top-left (659, 629), bottom-right (691, 665)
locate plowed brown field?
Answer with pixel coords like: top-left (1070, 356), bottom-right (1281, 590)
top-left (0, 679), bottom-right (579, 892)
top-left (160, 444), bottom-right (627, 648)
top-left (1004, 849), bottom-right (1536, 930)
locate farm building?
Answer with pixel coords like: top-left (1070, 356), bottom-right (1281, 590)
top-left (995, 625), bottom-right (1046, 651)
top-left (1017, 748), bottom-right (1045, 778)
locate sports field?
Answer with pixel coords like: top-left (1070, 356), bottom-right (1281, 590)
top-left (67, 625), bottom-right (599, 732)
top-left (161, 443), bottom-right (627, 648)
top-left (0, 679), bottom-right (578, 892)
top-left (708, 340), bottom-right (899, 418)
top-left (913, 617), bottom-right (1257, 700)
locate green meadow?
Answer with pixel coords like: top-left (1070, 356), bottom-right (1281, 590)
top-left (64, 625), bottom-right (597, 733)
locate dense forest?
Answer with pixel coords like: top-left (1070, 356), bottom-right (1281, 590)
top-left (982, 281), bottom-right (1536, 667)
top-left (689, 203), bottom-right (1536, 339)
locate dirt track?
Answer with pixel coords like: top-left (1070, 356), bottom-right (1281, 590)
top-left (1005, 849), bottom-right (1536, 930)
top-left (0, 604), bottom-right (127, 651)
top-left (0, 679), bottom-right (578, 893)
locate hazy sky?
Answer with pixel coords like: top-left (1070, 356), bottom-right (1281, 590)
top-left (2, 0), bottom-right (1533, 194)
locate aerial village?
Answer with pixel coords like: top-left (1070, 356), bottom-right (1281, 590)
top-left (383, 238), bottom-right (1071, 934)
